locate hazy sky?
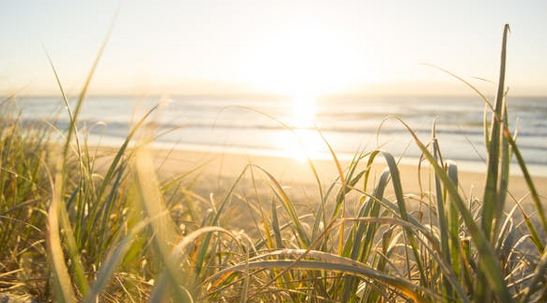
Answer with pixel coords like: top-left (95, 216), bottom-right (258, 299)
top-left (2, 0), bottom-right (547, 96)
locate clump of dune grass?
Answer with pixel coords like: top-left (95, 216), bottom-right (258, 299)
top-left (0, 24), bottom-right (545, 302)
top-left (0, 99), bottom-right (52, 300)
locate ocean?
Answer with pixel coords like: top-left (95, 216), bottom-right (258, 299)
top-left (7, 95), bottom-right (547, 175)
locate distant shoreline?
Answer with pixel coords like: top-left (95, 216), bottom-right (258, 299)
top-left (10, 95), bottom-right (547, 173)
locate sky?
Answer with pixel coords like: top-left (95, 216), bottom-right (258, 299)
top-left (1, 0), bottom-right (547, 97)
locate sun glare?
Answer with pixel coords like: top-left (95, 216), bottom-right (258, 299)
top-left (275, 94), bottom-right (326, 162)
top-left (238, 23), bottom-right (367, 97)
top-left (290, 94), bottom-right (316, 128)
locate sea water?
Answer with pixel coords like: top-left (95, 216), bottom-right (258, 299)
top-left (8, 95), bottom-right (547, 175)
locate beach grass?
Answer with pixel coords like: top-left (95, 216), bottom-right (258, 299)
top-left (1, 24), bottom-right (546, 302)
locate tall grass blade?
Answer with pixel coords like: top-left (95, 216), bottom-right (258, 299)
top-left (47, 170), bottom-right (76, 303)
top-left (482, 24), bottom-right (510, 240)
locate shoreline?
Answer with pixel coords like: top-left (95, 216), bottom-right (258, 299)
top-left (93, 135), bottom-right (547, 177)
top-left (95, 144), bottom-right (547, 206)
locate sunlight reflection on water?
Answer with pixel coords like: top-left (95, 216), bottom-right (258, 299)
top-left (277, 95), bottom-right (327, 162)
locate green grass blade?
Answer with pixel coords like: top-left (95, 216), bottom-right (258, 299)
top-left (482, 24), bottom-right (510, 240)
top-left (379, 151), bottom-right (427, 288)
top-left (446, 161), bottom-right (461, 282)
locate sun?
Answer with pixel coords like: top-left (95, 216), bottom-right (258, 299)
top-left (237, 23), bottom-right (367, 97)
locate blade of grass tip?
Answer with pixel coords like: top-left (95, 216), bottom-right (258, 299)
top-left (422, 64), bottom-right (494, 112)
top-left (482, 24), bottom-right (510, 241)
top-left (63, 11), bottom-right (116, 160)
top-left (44, 10), bottom-right (114, 170)
top-left (394, 117), bottom-right (514, 303)
top-left (42, 49), bottom-right (84, 170)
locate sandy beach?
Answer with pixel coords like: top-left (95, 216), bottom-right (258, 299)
top-left (116, 147), bottom-right (547, 209)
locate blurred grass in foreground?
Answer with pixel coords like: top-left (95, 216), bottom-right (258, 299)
top-left (1, 24), bottom-right (546, 302)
